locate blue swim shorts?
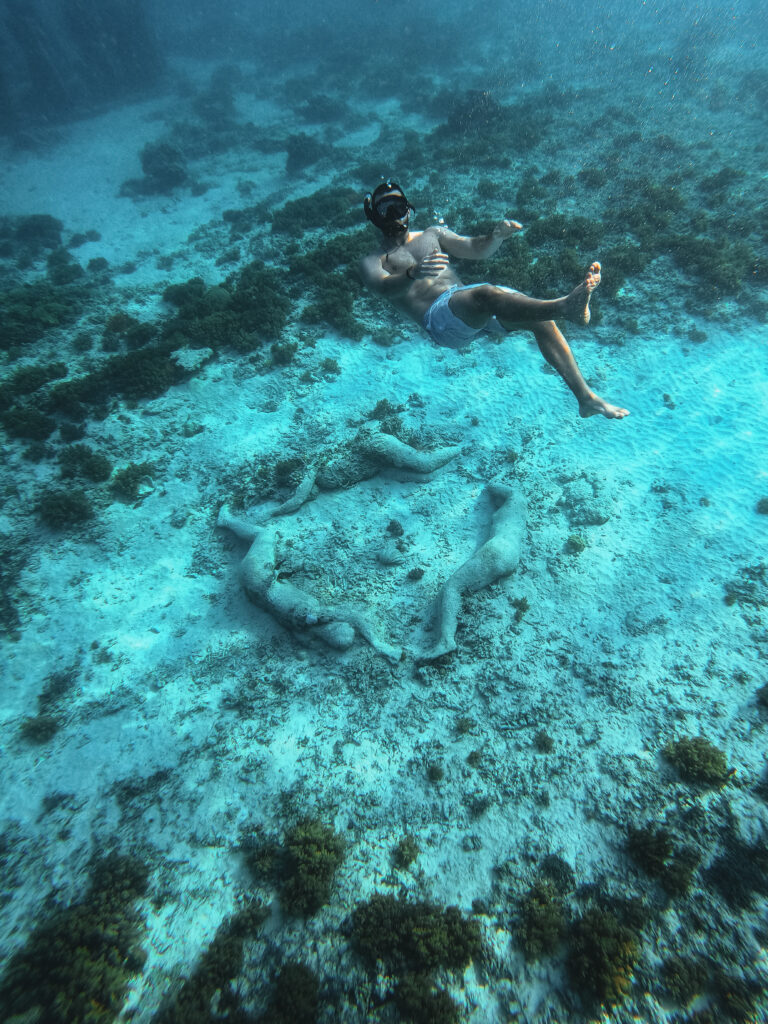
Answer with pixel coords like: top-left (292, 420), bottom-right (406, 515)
top-left (422, 283), bottom-right (514, 350)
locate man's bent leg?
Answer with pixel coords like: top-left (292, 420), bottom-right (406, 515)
top-left (450, 263), bottom-right (602, 327)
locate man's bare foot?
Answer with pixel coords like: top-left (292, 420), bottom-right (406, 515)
top-left (579, 392), bottom-right (630, 420)
top-left (564, 261), bottom-right (601, 325)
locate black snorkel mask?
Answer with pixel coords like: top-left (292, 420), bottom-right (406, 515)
top-left (364, 180), bottom-right (415, 236)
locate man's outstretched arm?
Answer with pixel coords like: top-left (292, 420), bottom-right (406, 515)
top-left (437, 218), bottom-right (522, 260)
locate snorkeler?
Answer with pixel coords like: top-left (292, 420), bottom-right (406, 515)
top-left (359, 180), bottom-right (629, 420)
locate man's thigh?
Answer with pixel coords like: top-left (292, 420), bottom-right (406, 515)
top-left (447, 283), bottom-right (495, 328)
top-left (449, 283), bottom-right (519, 328)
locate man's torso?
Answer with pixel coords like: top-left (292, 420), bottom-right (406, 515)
top-left (377, 227), bottom-right (463, 323)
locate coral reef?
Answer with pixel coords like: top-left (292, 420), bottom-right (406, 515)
top-left (58, 443), bottom-right (112, 482)
top-left (1, 404), bottom-right (56, 440)
top-left (625, 824), bottom-right (699, 897)
top-left (0, 277), bottom-right (90, 352)
top-left (350, 894), bottom-right (478, 1020)
top-left (111, 462), bottom-right (156, 502)
top-left (565, 533), bottom-right (587, 554)
top-left (120, 141), bottom-right (189, 196)
top-left (0, 360), bottom-right (67, 410)
top-left (724, 562), bottom-right (768, 609)
top-left (661, 955), bottom-right (707, 1006)
top-left (395, 972), bottom-right (461, 1024)
top-left (271, 188), bottom-right (359, 235)
top-left (17, 665), bottom-right (79, 744)
top-left (705, 833), bottom-right (768, 910)
top-left (162, 262), bottom-right (292, 350)
top-left (243, 819), bottom-right (344, 917)
top-left (0, 536), bottom-right (26, 640)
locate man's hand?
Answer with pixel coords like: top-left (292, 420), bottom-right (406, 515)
top-left (492, 219), bottom-right (523, 240)
top-left (412, 252), bottom-right (451, 278)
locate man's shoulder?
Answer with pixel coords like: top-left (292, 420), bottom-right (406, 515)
top-left (360, 248), bottom-right (384, 269)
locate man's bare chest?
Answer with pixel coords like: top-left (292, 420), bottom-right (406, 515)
top-left (381, 231), bottom-right (440, 272)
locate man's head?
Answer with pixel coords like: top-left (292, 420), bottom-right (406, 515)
top-left (363, 180), bottom-right (414, 237)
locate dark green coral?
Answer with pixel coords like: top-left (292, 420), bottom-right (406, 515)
top-left (277, 819), bottom-right (345, 917)
top-left (662, 735), bottom-right (732, 787)
top-left (351, 894), bottom-right (482, 974)
top-left (0, 852), bottom-right (148, 1023)
top-left (392, 835), bottom-right (420, 870)
top-left (625, 824), bottom-right (699, 897)
top-left (152, 902), bottom-right (266, 1023)
top-left (111, 462), bottom-right (155, 501)
top-left (395, 972), bottom-right (460, 1024)
top-left (37, 487), bottom-right (94, 528)
top-left (567, 908), bottom-right (640, 1008)
top-left (517, 879), bottom-right (566, 960)
top-left (261, 961), bottom-right (319, 1024)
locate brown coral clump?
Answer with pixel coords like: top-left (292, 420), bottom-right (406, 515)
top-left (662, 735), bottom-right (732, 787)
top-left (567, 908), bottom-right (640, 1008)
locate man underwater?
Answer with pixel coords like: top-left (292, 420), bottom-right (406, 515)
top-left (359, 180), bottom-right (629, 420)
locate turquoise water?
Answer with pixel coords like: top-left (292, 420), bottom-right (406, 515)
top-left (1, 2), bottom-right (767, 1021)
